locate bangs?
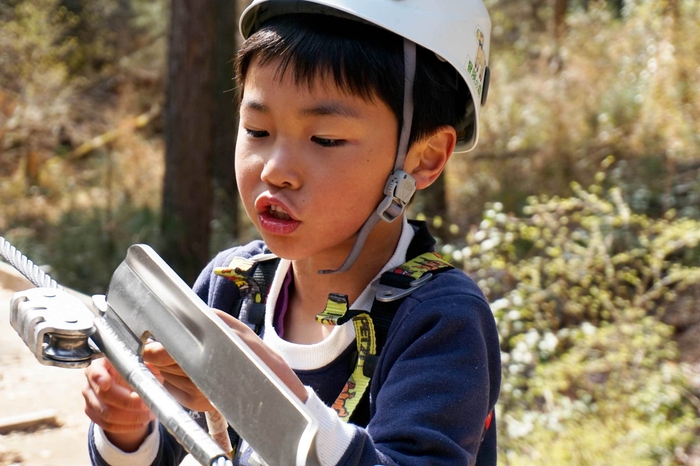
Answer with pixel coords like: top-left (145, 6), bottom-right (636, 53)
top-left (235, 14), bottom-right (404, 122)
top-left (234, 13), bottom-right (471, 147)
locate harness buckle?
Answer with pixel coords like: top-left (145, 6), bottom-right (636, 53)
top-left (371, 272), bottom-right (433, 302)
top-left (376, 170), bottom-right (416, 222)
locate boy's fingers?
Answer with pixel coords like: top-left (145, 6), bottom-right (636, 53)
top-left (142, 341), bottom-right (177, 367)
top-left (83, 385), bottom-right (153, 429)
top-left (86, 359), bottom-right (114, 391)
top-left (161, 379), bottom-right (213, 412)
top-left (148, 361), bottom-right (187, 377)
top-left (84, 406), bottom-right (152, 433)
top-left (214, 309), bottom-right (238, 328)
top-left (87, 374), bottom-right (150, 412)
top-left (214, 309), bottom-right (259, 341)
top-left (145, 363), bottom-right (165, 383)
top-left (143, 342), bottom-right (188, 377)
top-left (159, 372), bottom-right (201, 397)
top-left (104, 360), bottom-right (135, 389)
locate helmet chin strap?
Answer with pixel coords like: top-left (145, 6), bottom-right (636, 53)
top-left (319, 39), bottom-right (417, 274)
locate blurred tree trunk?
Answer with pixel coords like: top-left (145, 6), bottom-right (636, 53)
top-left (551, 0), bottom-right (571, 190)
top-left (609, 0), bottom-right (624, 18)
top-left (553, 0), bottom-right (568, 41)
top-left (162, 0), bottom-right (217, 285)
top-left (212, 0), bottom-right (250, 242)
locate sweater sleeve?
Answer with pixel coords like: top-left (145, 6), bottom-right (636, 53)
top-left (334, 282), bottom-right (501, 466)
top-left (89, 421), bottom-right (192, 466)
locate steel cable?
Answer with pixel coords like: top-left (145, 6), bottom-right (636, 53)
top-left (0, 236), bottom-right (62, 290)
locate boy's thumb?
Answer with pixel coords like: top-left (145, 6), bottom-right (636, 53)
top-left (94, 372), bottom-right (111, 390)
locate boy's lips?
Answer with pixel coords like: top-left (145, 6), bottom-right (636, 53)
top-left (255, 196), bottom-right (300, 235)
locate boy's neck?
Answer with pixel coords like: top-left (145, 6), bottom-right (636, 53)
top-left (283, 218), bottom-right (404, 344)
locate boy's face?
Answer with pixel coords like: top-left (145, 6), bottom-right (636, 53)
top-left (235, 59), bottom-right (398, 264)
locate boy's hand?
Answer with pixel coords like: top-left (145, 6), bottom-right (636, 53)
top-left (141, 340), bottom-right (215, 412)
top-left (144, 309), bottom-right (308, 412)
top-left (83, 358), bottom-right (155, 452)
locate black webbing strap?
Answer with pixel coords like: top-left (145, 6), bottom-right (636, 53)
top-left (349, 220), bottom-right (442, 425)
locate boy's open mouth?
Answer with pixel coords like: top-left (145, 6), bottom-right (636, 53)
top-left (269, 204), bottom-right (292, 221)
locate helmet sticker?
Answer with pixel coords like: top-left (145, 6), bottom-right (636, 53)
top-left (466, 28), bottom-right (487, 98)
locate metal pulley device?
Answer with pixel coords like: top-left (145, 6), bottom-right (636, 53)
top-left (2, 237), bottom-right (320, 466)
top-left (11, 288), bottom-right (98, 368)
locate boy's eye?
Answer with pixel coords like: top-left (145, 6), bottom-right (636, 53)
top-left (246, 128), bottom-right (269, 138)
top-left (311, 136), bottom-right (346, 148)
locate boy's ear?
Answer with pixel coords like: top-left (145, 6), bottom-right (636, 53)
top-left (403, 126), bottom-right (456, 190)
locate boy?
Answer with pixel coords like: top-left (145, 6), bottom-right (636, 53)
top-left (82, 1), bottom-right (501, 464)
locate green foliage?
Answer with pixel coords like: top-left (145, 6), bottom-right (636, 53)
top-left (446, 158), bottom-right (700, 464)
top-left (0, 0), bottom-right (75, 93)
top-left (0, 121), bottom-right (165, 292)
top-left (0, 0), bottom-right (76, 157)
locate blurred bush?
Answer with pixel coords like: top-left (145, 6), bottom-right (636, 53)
top-left (443, 157), bottom-right (700, 464)
top-left (453, 0), bottom-right (700, 227)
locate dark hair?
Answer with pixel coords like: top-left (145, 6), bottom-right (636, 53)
top-left (234, 14), bottom-right (472, 148)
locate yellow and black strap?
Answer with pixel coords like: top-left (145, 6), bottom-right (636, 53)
top-left (214, 257), bottom-right (264, 304)
top-left (317, 252), bottom-right (453, 422)
top-left (380, 252), bottom-right (452, 287)
top-left (316, 294), bottom-right (376, 422)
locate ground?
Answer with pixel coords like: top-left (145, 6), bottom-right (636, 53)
top-left (0, 288), bottom-right (91, 466)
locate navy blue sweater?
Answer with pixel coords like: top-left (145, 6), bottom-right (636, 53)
top-left (89, 238), bottom-right (501, 465)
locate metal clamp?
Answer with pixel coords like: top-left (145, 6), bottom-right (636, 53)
top-left (371, 272), bottom-right (433, 303)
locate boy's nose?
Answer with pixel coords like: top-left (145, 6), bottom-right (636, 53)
top-left (260, 146), bottom-right (302, 190)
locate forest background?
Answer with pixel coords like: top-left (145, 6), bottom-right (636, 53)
top-left (1, 0), bottom-right (700, 464)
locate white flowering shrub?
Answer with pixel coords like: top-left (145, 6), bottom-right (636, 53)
top-left (446, 157), bottom-right (700, 465)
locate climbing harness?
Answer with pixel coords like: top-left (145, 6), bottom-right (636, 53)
top-left (209, 221), bottom-right (494, 451)
top-left (214, 223), bottom-right (454, 423)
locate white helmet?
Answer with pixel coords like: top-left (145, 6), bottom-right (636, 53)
top-left (240, 0), bottom-right (492, 154)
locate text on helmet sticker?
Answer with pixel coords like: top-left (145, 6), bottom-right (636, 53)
top-left (466, 29), bottom-right (487, 98)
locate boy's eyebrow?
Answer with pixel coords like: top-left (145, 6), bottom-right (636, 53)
top-left (241, 98), bottom-right (268, 113)
top-left (241, 98), bottom-right (360, 119)
top-left (299, 102), bottom-right (361, 119)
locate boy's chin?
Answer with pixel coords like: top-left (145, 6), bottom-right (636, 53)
top-left (257, 236), bottom-right (306, 261)
top-left (261, 237), bottom-right (355, 266)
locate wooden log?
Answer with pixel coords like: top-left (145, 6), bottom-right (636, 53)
top-left (68, 104), bottom-right (161, 161)
top-left (0, 409), bottom-right (60, 434)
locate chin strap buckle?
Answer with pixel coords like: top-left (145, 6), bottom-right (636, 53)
top-left (376, 170), bottom-right (417, 223)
